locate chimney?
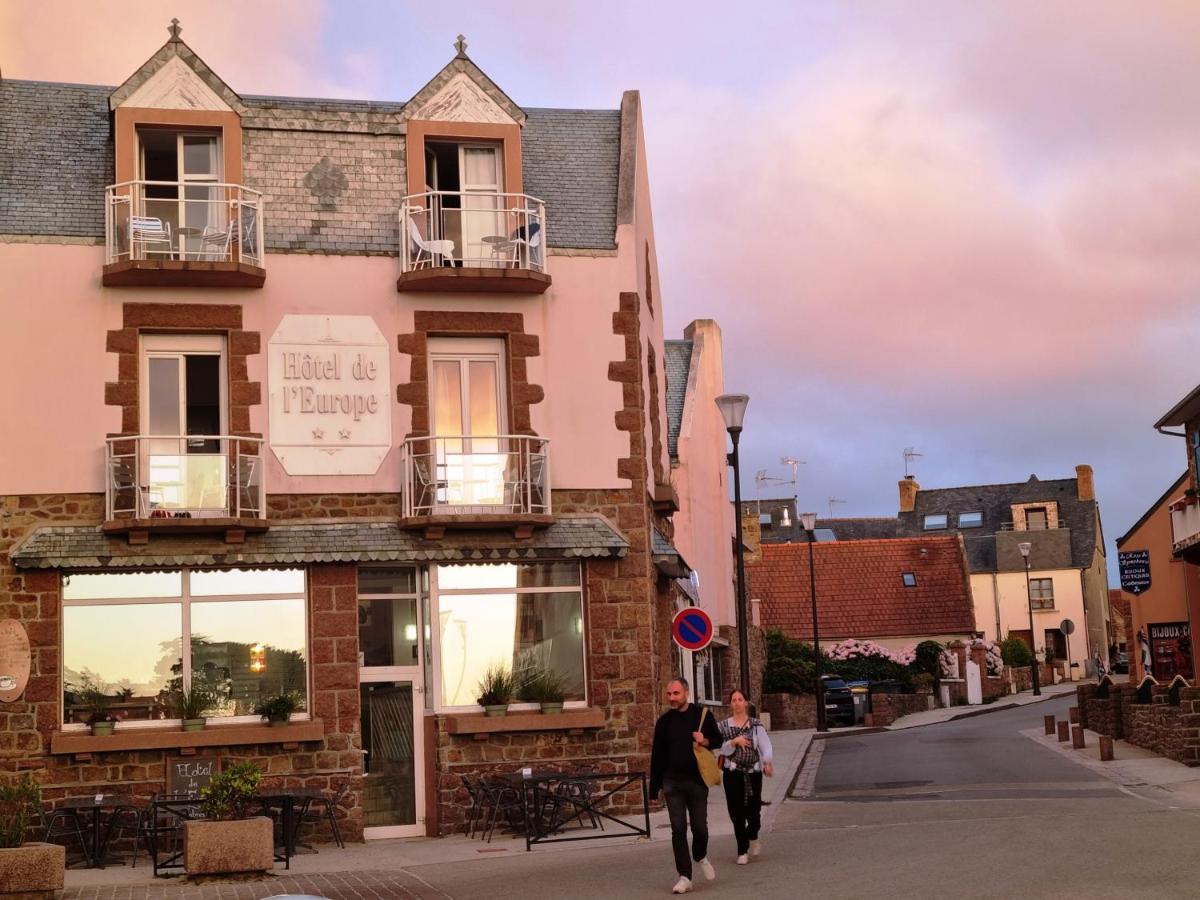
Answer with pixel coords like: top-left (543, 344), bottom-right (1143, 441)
top-left (1075, 464), bottom-right (1095, 501)
top-left (899, 475), bottom-right (920, 513)
top-left (741, 512), bottom-right (762, 564)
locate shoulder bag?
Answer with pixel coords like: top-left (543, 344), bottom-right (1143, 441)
top-left (694, 707), bottom-right (722, 786)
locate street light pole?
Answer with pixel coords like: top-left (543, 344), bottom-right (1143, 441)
top-left (1019, 542), bottom-right (1041, 696)
top-left (716, 394), bottom-right (752, 696)
top-left (801, 512), bottom-right (827, 732)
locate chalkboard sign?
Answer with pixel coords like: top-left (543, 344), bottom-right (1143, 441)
top-left (166, 757), bottom-right (219, 796)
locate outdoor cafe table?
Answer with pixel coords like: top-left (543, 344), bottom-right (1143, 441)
top-left (58, 792), bottom-right (138, 869)
top-left (494, 770), bottom-right (650, 851)
top-left (255, 786), bottom-right (329, 867)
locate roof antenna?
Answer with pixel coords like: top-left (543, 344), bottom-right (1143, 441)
top-left (828, 496), bottom-right (846, 518)
top-left (168, 18), bottom-right (182, 41)
top-left (903, 447), bottom-right (924, 478)
top-left (454, 34), bottom-right (469, 58)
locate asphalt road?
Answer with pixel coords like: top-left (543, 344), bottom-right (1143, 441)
top-left (406, 696), bottom-right (1200, 899)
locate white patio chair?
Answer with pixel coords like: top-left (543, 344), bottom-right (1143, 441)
top-left (129, 216), bottom-right (173, 260)
top-left (199, 217), bottom-right (238, 262)
top-left (406, 215), bottom-right (455, 269)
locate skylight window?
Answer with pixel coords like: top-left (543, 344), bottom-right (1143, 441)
top-left (902, 572), bottom-right (917, 587)
top-left (923, 514), bottom-right (947, 530)
top-left (958, 511), bottom-right (983, 528)
top-left (814, 529), bottom-right (836, 542)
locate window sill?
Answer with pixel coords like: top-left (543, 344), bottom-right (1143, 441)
top-left (50, 719), bottom-right (324, 757)
top-left (443, 708), bottom-right (604, 737)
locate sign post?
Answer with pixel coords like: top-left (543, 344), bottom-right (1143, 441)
top-left (1060, 618), bottom-right (1075, 680)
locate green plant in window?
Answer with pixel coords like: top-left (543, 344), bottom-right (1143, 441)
top-left (72, 675), bottom-right (115, 730)
top-left (0, 776), bottom-right (40, 849)
top-left (475, 663), bottom-right (515, 709)
top-left (253, 692), bottom-right (299, 725)
top-left (523, 668), bottom-right (568, 712)
top-left (199, 762), bottom-right (262, 821)
top-left (173, 683), bottom-right (215, 730)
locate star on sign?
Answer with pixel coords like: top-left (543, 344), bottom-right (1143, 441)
top-left (339, 428), bottom-right (351, 440)
top-left (312, 428), bottom-right (324, 440)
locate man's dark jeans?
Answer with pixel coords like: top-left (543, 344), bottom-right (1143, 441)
top-left (663, 777), bottom-right (709, 878)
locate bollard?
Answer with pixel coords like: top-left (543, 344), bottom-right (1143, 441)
top-left (1099, 735), bottom-right (1114, 761)
top-left (1069, 706), bottom-right (1080, 724)
top-left (1057, 721), bottom-right (1070, 742)
top-left (1044, 714), bottom-right (1056, 735)
top-left (1071, 725), bottom-right (1085, 749)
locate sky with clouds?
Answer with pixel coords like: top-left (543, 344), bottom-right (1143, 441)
top-left (4, 1), bottom-right (1199, 579)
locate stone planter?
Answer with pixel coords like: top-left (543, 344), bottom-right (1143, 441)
top-left (183, 817), bottom-right (274, 875)
top-left (0, 842), bottom-right (65, 898)
top-left (541, 702), bottom-right (564, 715)
top-left (484, 704), bottom-right (508, 717)
top-left (182, 718), bottom-right (206, 732)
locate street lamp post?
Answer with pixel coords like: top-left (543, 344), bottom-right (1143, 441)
top-left (800, 511), bottom-right (827, 732)
top-left (716, 394), bottom-right (752, 696)
top-left (1019, 541), bottom-right (1041, 696)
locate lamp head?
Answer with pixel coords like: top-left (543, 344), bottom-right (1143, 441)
top-left (799, 511), bottom-right (817, 532)
top-left (715, 394), bottom-right (750, 433)
top-left (1018, 542), bottom-right (1032, 559)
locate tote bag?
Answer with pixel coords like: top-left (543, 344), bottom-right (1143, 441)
top-left (694, 708), bottom-right (722, 787)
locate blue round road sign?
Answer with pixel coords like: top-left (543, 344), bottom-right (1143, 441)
top-left (672, 607), bottom-right (714, 652)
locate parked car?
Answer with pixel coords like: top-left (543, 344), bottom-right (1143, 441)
top-left (820, 675), bottom-right (855, 726)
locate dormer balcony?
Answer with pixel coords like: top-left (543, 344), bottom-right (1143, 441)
top-left (104, 435), bottom-right (268, 539)
top-left (400, 435), bottom-right (552, 537)
top-left (1170, 495), bottom-right (1200, 559)
top-left (103, 181), bottom-right (266, 287)
top-left (396, 192), bottom-right (551, 294)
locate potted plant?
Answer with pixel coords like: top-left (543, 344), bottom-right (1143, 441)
top-left (911, 672), bottom-right (935, 695)
top-left (0, 776), bottom-right (65, 896)
top-left (524, 668), bottom-right (568, 715)
top-left (176, 684), bottom-right (214, 732)
top-left (184, 762), bottom-right (273, 875)
top-left (75, 677), bottom-right (115, 736)
top-left (254, 692), bottom-right (299, 727)
top-left (476, 663), bottom-right (515, 716)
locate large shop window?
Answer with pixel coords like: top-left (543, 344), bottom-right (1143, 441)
top-left (62, 568), bottom-right (307, 727)
top-left (434, 562), bottom-right (585, 709)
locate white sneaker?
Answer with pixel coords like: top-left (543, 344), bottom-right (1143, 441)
top-left (672, 876), bottom-right (692, 894)
top-left (698, 857), bottom-right (716, 881)
top-left (749, 839), bottom-right (761, 857)
top-left (736, 854), bottom-right (749, 865)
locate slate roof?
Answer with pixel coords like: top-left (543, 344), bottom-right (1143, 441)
top-left (663, 339), bottom-right (693, 461)
top-left (651, 528), bottom-right (691, 577)
top-left (895, 476), bottom-right (1101, 572)
top-left (0, 80), bottom-right (621, 250)
top-left (11, 516), bottom-right (628, 570)
top-left (750, 537), bottom-right (976, 641)
top-left (0, 80), bottom-right (114, 237)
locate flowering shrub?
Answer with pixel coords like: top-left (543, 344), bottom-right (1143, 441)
top-left (939, 648), bottom-right (959, 678)
top-left (824, 639), bottom-right (913, 685)
top-left (971, 639), bottom-right (1004, 676)
top-left (827, 639), bottom-right (914, 665)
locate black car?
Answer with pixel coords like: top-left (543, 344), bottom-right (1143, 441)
top-left (820, 675), bottom-right (855, 726)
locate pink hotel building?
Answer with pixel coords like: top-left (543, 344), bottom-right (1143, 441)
top-left (0, 26), bottom-right (741, 836)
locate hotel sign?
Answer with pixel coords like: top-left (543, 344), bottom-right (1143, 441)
top-left (268, 315), bottom-right (392, 475)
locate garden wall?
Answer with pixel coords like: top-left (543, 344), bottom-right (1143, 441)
top-left (761, 693), bottom-right (817, 730)
top-left (864, 692), bottom-right (932, 727)
top-left (1077, 682), bottom-right (1200, 767)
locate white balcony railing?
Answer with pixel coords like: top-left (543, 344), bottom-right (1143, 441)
top-left (105, 181), bottom-right (265, 267)
top-left (1171, 499), bottom-right (1200, 550)
top-left (399, 191), bottom-right (546, 274)
top-left (105, 435), bottom-right (265, 521)
top-left (400, 435), bottom-right (550, 519)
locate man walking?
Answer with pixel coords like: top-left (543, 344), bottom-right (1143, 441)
top-left (649, 677), bottom-right (723, 894)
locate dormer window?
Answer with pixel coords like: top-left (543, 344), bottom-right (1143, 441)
top-left (1026, 507), bottom-right (1049, 531)
top-left (923, 514), bottom-right (947, 531)
top-left (139, 129), bottom-right (222, 260)
top-left (958, 511), bottom-right (983, 528)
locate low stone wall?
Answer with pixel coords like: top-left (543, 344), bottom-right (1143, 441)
top-left (1079, 683), bottom-right (1200, 767)
top-left (1076, 682), bottom-right (1125, 739)
top-left (865, 692), bottom-right (933, 727)
top-left (761, 693), bottom-right (817, 730)
top-left (1010, 664), bottom-right (1056, 693)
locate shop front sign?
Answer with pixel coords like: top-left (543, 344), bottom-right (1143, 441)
top-left (268, 315), bottom-right (392, 475)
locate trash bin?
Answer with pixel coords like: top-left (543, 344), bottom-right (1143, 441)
top-left (847, 681), bottom-right (870, 724)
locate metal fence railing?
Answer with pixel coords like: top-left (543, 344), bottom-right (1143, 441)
top-left (399, 191), bottom-right (546, 273)
top-left (400, 435), bottom-right (550, 518)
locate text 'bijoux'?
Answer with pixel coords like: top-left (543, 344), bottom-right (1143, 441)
top-left (279, 351), bottom-right (381, 421)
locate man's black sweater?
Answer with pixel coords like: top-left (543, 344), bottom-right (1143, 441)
top-left (649, 703), bottom-right (723, 796)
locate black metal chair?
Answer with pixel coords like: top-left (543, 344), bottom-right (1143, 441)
top-left (97, 803), bottom-right (145, 867)
top-left (35, 804), bottom-right (91, 868)
top-left (478, 777), bottom-right (525, 843)
top-left (294, 783), bottom-right (348, 850)
top-left (459, 775), bottom-right (489, 839)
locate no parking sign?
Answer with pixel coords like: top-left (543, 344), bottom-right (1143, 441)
top-left (672, 607), bottom-right (714, 652)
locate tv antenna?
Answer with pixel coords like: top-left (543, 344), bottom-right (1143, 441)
top-left (754, 456), bottom-right (805, 515)
top-left (828, 496), bottom-right (847, 518)
top-left (903, 447), bottom-right (924, 477)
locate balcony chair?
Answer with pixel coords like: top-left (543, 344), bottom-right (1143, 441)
top-left (510, 221), bottom-right (542, 269)
top-left (199, 207), bottom-right (259, 264)
top-left (406, 215), bottom-right (455, 269)
top-left (128, 216), bottom-right (174, 260)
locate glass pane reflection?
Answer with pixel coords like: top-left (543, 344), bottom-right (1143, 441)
top-left (191, 568), bottom-right (305, 596)
top-left (63, 571), bottom-right (182, 600)
top-left (191, 598), bottom-right (307, 716)
top-left (63, 604), bottom-right (182, 723)
top-left (361, 682), bottom-right (417, 827)
top-left (359, 598), bottom-right (419, 667)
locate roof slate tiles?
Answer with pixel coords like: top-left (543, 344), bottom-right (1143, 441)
top-left (663, 339), bottom-right (693, 461)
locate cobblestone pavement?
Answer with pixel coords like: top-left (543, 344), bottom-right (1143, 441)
top-left (62, 869), bottom-right (447, 899)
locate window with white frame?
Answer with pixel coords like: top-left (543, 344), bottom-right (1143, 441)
top-left (1029, 577), bottom-right (1055, 610)
top-left (62, 568), bottom-right (307, 726)
top-left (693, 647), bottom-right (723, 704)
top-left (432, 562), bottom-right (584, 709)
top-left (923, 514), bottom-right (947, 530)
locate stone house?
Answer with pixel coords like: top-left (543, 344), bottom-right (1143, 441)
top-left (0, 24), bottom-right (732, 838)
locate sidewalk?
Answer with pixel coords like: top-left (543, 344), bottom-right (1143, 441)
top-left (63, 729), bottom-right (815, 892)
top-left (886, 679), bottom-right (1078, 730)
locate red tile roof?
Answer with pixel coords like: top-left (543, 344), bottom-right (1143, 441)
top-left (750, 536), bottom-right (976, 640)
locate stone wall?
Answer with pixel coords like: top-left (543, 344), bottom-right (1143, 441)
top-left (1076, 682), bottom-right (1125, 739)
top-left (761, 693), bottom-right (816, 730)
top-left (865, 692), bottom-right (933, 727)
top-left (1080, 682), bottom-right (1200, 768)
top-left (718, 624), bottom-right (767, 704)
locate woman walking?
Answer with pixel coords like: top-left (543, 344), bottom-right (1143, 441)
top-left (717, 689), bottom-right (773, 865)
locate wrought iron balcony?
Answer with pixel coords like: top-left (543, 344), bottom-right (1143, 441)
top-left (103, 181), bottom-right (266, 287)
top-left (400, 435), bottom-right (551, 535)
top-left (397, 191), bottom-right (550, 293)
top-left (104, 435), bottom-right (267, 535)
top-left (1171, 496), bottom-right (1200, 557)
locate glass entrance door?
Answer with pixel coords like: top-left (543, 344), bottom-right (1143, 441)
top-left (358, 568), bottom-right (426, 839)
